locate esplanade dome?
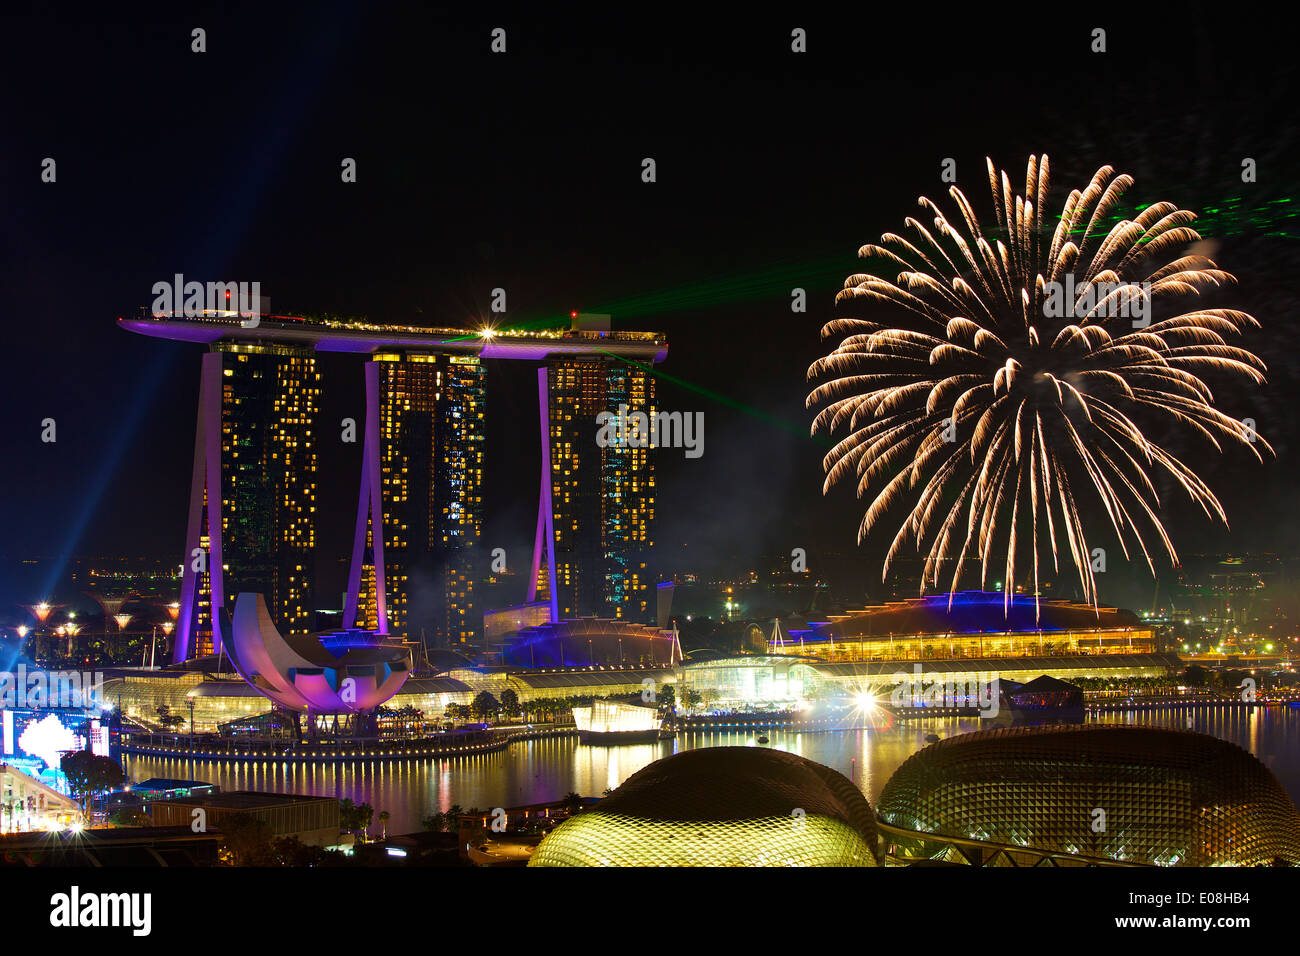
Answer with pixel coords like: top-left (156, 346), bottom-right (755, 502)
top-left (530, 746), bottom-right (879, 866)
top-left (876, 724), bottom-right (1300, 867)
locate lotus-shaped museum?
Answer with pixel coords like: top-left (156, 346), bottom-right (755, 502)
top-left (223, 593), bottom-right (412, 713)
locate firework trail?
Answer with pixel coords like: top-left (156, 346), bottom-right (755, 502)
top-left (807, 155), bottom-right (1271, 611)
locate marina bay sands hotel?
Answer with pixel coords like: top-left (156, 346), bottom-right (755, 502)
top-left (119, 308), bottom-right (668, 662)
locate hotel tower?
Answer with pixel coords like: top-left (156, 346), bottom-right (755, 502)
top-left (541, 315), bottom-right (655, 621)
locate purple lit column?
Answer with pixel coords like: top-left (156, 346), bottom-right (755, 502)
top-left (343, 361), bottom-right (388, 633)
top-left (527, 366), bottom-right (560, 622)
top-left (174, 350), bottom-right (225, 663)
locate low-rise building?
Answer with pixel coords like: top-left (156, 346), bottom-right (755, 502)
top-left (0, 763), bottom-right (80, 833)
top-left (149, 791), bottom-right (340, 846)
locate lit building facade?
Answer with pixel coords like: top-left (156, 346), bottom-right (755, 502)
top-left (183, 343), bottom-right (319, 658)
top-left (101, 669), bottom-right (472, 734)
top-left (545, 350), bottom-right (655, 621)
top-left (1, 764), bottom-right (79, 833)
top-left (101, 671), bottom-right (268, 733)
top-left (675, 654), bottom-right (1178, 710)
top-left (500, 617), bottom-right (678, 667)
top-left (571, 699), bottom-right (662, 742)
top-left (353, 352), bottom-right (485, 647)
top-left (773, 592), bottom-right (1157, 662)
top-left (220, 344), bottom-right (318, 636)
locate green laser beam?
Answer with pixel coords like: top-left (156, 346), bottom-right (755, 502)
top-left (439, 253), bottom-right (859, 344)
top-left (446, 188), bottom-right (1299, 345)
top-left (431, 253), bottom-right (867, 439)
top-left (593, 347), bottom-right (826, 445)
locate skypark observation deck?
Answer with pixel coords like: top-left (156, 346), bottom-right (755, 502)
top-left (118, 310), bottom-right (669, 362)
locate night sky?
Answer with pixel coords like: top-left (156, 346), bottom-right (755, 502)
top-left (2, 4), bottom-right (1297, 613)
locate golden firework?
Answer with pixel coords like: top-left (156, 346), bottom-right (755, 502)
top-left (807, 155), bottom-right (1270, 610)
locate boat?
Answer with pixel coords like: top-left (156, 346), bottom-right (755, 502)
top-left (924, 733), bottom-right (941, 743)
top-left (756, 735), bottom-right (769, 745)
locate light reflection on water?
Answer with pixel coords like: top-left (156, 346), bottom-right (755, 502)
top-left (123, 704), bottom-right (1300, 835)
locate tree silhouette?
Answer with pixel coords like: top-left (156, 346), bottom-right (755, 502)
top-left (219, 812), bottom-right (273, 865)
top-left (59, 749), bottom-right (125, 822)
top-left (499, 688), bottom-right (519, 719)
top-left (471, 691), bottom-right (499, 720)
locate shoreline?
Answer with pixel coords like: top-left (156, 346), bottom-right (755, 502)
top-left (120, 727), bottom-right (577, 763)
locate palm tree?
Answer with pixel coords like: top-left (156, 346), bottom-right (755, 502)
top-left (355, 802), bottom-right (374, 844)
top-left (379, 810), bottom-right (390, 840)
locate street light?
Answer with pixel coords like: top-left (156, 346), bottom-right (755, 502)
top-left (158, 622), bottom-right (173, 669)
top-left (62, 622), bottom-right (81, 659)
top-left (111, 613), bottom-right (133, 663)
top-left (23, 602), bottom-right (61, 624)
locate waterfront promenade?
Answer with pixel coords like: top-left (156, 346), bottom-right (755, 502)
top-left (122, 726), bottom-right (577, 763)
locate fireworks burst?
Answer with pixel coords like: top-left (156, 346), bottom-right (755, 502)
top-left (807, 154), bottom-right (1271, 609)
